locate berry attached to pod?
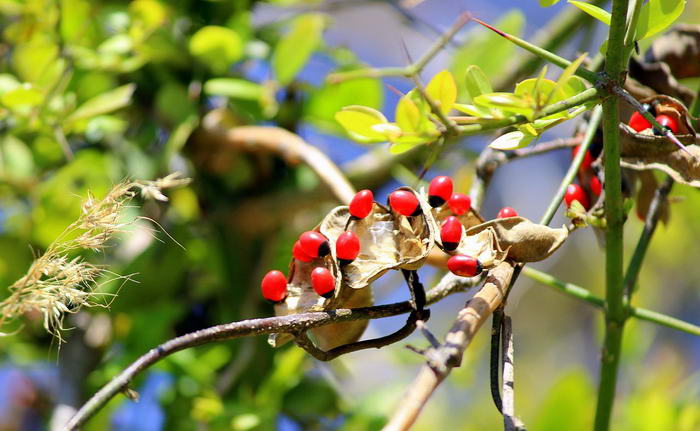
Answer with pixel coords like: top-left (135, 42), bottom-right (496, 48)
top-left (292, 240), bottom-right (313, 262)
top-left (590, 176), bottom-right (602, 196)
top-left (629, 111), bottom-right (652, 132)
top-left (299, 231), bottom-right (330, 258)
top-left (447, 193), bottom-right (471, 215)
top-left (311, 267), bottom-right (335, 298)
top-left (564, 183), bottom-right (590, 210)
top-left (428, 176), bottom-right (453, 207)
top-left (261, 270), bottom-right (287, 303)
top-left (497, 207), bottom-right (518, 218)
top-left (654, 114), bottom-right (679, 134)
top-left (447, 255), bottom-right (483, 277)
top-left (389, 190), bottom-right (422, 217)
top-left (336, 231), bottom-right (360, 266)
top-left (349, 189), bottom-right (374, 219)
top-left (440, 216), bottom-right (462, 251)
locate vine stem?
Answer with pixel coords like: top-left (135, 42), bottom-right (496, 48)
top-left (595, 0), bottom-right (630, 429)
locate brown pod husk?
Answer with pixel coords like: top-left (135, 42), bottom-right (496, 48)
top-left (645, 25), bottom-right (700, 80)
top-left (466, 217), bottom-right (568, 263)
top-left (634, 171), bottom-right (670, 224)
top-left (320, 187), bottom-right (435, 289)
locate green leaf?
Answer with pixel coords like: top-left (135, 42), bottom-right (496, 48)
top-left (204, 78), bottom-right (264, 101)
top-left (515, 77), bottom-right (557, 107)
top-left (450, 10), bottom-right (524, 99)
top-left (636, 0), bottom-right (686, 41)
top-left (189, 26), bottom-right (243, 73)
top-left (0, 85), bottom-right (43, 108)
top-left (568, 1), bottom-right (611, 25)
top-left (272, 13), bottom-right (325, 86)
top-left (453, 103), bottom-right (494, 118)
top-left (389, 142), bottom-right (418, 154)
top-left (548, 52), bottom-right (588, 103)
top-left (464, 65), bottom-right (493, 100)
top-left (540, 0), bottom-right (562, 5)
top-left (67, 83), bottom-right (136, 123)
top-left (335, 105), bottom-right (389, 143)
top-left (305, 76), bottom-right (382, 133)
top-left (475, 92), bottom-right (533, 118)
top-left (425, 70), bottom-right (457, 114)
top-left (489, 131), bottom-right (535, 150)
top-left (395, 94), bottom-right (423, 133)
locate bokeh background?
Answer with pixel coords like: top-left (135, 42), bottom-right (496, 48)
top-left (1, 0), bottom-right (699, 430)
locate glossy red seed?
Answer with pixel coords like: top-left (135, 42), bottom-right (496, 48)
top-left (629, 111), bottom-right (652, 132)
top-left (447, 255), bottom-right (482, 277)
top-left (299, 231), bottom-right (330, 258)
top-left (564, 183), bottom-right (590, 210)
top-left (428, 176), bottom-right (453, 207)
top-left (336, 231), bottom-right (360, 263)
top-left (590, 176), bottom-right (602, 196)
top-left (497, 207), bottom-right (518, 218)
top-left (292, 240), bottom-right (313, 262)
top-left (440, 216), bottom-right (462, 251)
top-left (655, 114), bottom-right (679, 133)
top-left (447, 193), bottom-right (471, 215)
top-left (572, 145), bottom-right (594, 172)
top-left (261, 270), bottom-right (287, 302)
top-left (311, 267), bottom-right (335, 298)
top-left (389, 190), bottom-right (421, 217)
top-left (349, 189), bottom-right (374, 219)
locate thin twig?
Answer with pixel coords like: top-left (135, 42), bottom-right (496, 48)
top-left (501, 314), bottom-right (521, 431)
top-left (490, 307), bottom-right (504, 413)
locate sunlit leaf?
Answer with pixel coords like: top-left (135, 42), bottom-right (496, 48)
top-left (540, 0), bottom-right (562, 5)
top-left (189, 26), bottom-right (243, 73)
top-left (464, 65), bottom-right (493, 100)
top-left (475, 92), bottom-right (533, 118)
top-left (548, 53), bottom-right (588, 104)
top-left (305, 76), bottom-right (383, 133)
top-left (335, 105), bottom-right (388, 143)
top-left (67, 83), bottom-right (136, 123)
top-left (489, 131), bottom-right (534, 150)
top-left (425, 70), bottom-right (457, 114)
top-left (515, 77), bottom-right (557, 107)
top-left (636, 0), bottom-right (686, 41)
top-left (568, 1), bottom-right (611, 25)
top-left (272, 13), bottom-right (325, 86)
top-left (453, 103), bottom-right (494, 117)
top-left (395, 94), bottom-right (422, 133)
top-left (389, 142), bottom-right (417, 154)
top-left (204, 78), bottom-right (264, 101)
top-left (0, 85), bottom-right (43, 107)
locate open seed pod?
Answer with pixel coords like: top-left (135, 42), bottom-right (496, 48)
top-left (466, 217), bottom-right (569, 263)
top-left (620, 96), bottom-right (700, 187)
top-left (428, 189), bottom-right (485, 234)
top-left (320, 187), bottom-right (435, 290)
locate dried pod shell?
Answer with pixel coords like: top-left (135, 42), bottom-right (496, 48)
top-left (467, 217), bottom-right (568, 263)
top-left (455, 229), bottom-right (508, 269)
top-left (320, 187), bottom-right (435, 289)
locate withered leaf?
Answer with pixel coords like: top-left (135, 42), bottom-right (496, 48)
top-left (621, 142), bottom-right (700, 188)
top-left (645, 24), bottom-right (700, 80)
top-left (634, 170), bottom-right (670, 224)
top-left (467, 217), bottom-right (569, 263)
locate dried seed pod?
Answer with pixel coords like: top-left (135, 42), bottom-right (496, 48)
top-left (467, 217), bottom-right (569, 263)
top-left (320, 187), bottom-right (435, 289)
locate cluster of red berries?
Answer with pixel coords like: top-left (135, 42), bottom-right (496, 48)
top-left (628, 103), bottom-right (679, 135)
top-left (566, 141), bottom-right (603, 211)
top-left (261, 176), bottom-right (496, 304)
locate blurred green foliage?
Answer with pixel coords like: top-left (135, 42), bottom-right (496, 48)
top-left (0, 0), bottom-right (699, 430)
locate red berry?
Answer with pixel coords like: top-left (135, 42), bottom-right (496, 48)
top-left (299, 231), bottom-right (330, 258)
top-left (261, 270), bottom-right (287, 303)
top-left (292, 240), bottom-right (313, 262)
top-left (497, 207), bottom-right (518, 218)
top-left (590, 176), bottom-right (602, 196)
top-left (655, 114), bottom-right (678, 134)
top-left (440, 216), bottom-right (462, 251)
top-left (336, 231), bottom-right (360, 265)
top-left (428, 176), bottom-right (453, 207)
top-left (388, 190), bottom-right (421, 217)
top-left (349, 189), bottom-right (374, 219)
top-left (447, 255), bottom-right (482, 277)
top-left (564, 183), bottom-right (590, 210)
top-left (629, 111), bottom-right (652, 132)
top-left (311, 267), bottom-right (335, 298)
top-left (572, 145), bottom-right (594, 172)
top-left (447, 193), bottom-right (471, 215)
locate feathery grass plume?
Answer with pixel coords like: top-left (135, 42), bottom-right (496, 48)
top-left (0, 173), bottom-right (191, 340)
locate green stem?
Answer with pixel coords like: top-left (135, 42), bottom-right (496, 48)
top-left (622, 0), bottom-right (643, 49)
top-left (623, 177), bottom-right (674, 298)
top-left (540, 105), bottom-right (602, 225)
top-left (522, 267), bottom-right (700, 337)
top-left (471, 17), bottom-right (599, 84)
top-left (595, 0), bottom-right (630, 429)
top-left (456, 87), bottom-right (600, 136)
